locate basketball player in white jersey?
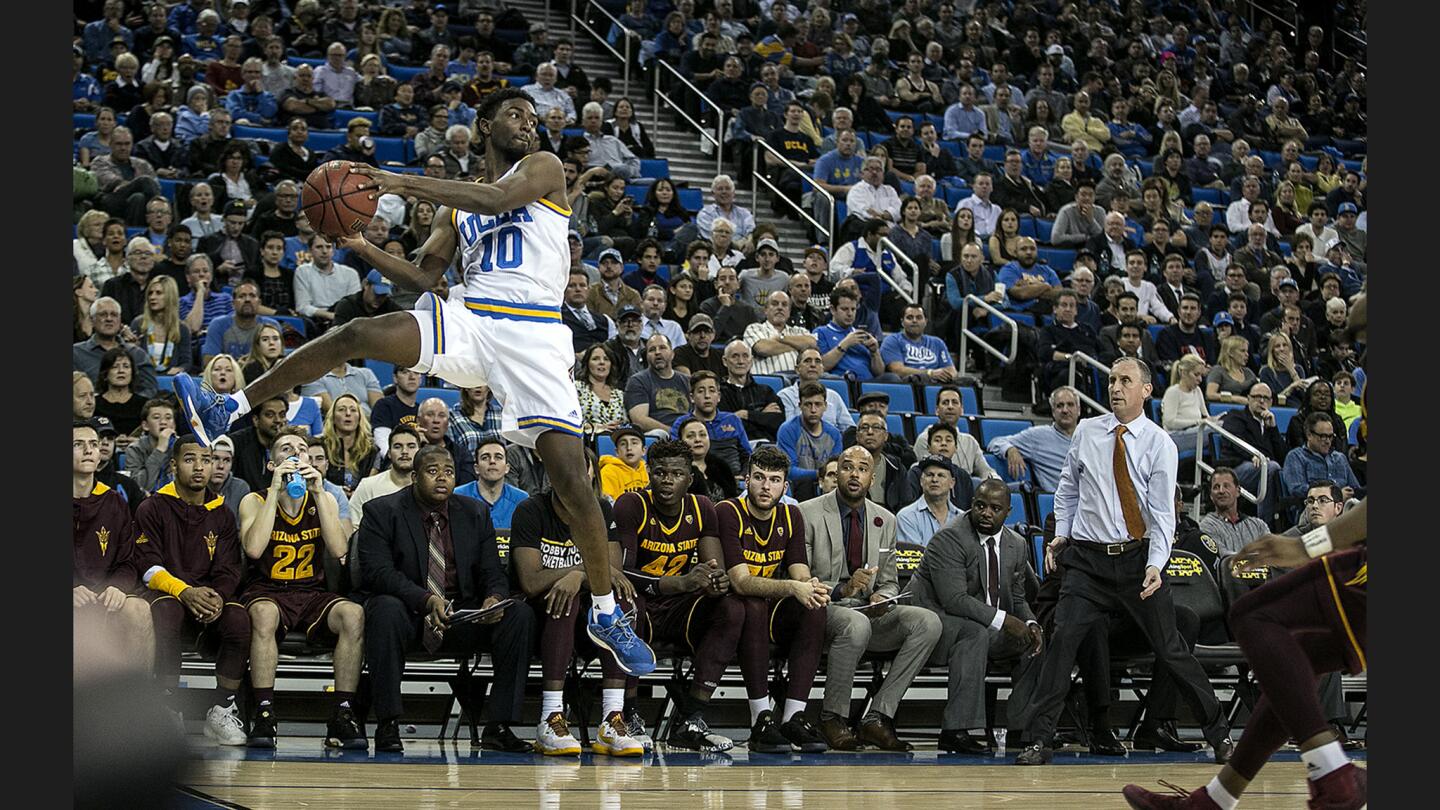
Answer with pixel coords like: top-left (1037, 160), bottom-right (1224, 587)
top-left (172, 88), bottom-right (656, 679)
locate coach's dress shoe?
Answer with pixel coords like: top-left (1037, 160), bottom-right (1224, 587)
top-left (374, 718), bottom-right (404, 753)
top-left (856, 714), bottom-right (912, 752)
top-left (939, 730), bottom-right (993, 755)
top-left (1210, 736), bottom-right (1235, 765)
top-left (1088, 726), bottom-right (1127, 756)
top-left (818, 713), bottom-right (861, 751)
top-left (481, 722), bottom-right (532, 753)
top-left (1013, 742), bottom-right (1053, 765)
top-left (1134, 719), bottom-right (1203, 753)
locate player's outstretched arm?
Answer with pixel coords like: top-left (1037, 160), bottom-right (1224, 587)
top-left (336, 217), bottom-right (456, 292)
top-left (1234, 498), bottom-right (1367, 572)
top-left (350, 153), bottom-right (567, 217)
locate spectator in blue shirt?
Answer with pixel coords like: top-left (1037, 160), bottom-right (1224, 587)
top-left (454, 438), bottom-right (531, 531)
top-left (811, 128), bottom-right (864, 231)
top-left (201, 280), bottom-right (280, 363)
top-left (1281, 412), bottom-right (1362, 516)
top-left (73, 49), bottom-right (103, 111)
top-left (182, 10), bottom-right (225, 60)
top-left (1020, 126), bottom-right (1057, 186)
top-left (224, 58), bottom-right (279, 125)
top-left (880, 303), bottom-right (959, 383)
top-left (168, 0), bottom-right (207, 36)
top-left (178, 254), bottom-right (233, 339)
top-left (996, 237), bottom-right (1062, 313)
top-left (986, 386), bottom-right (1081, 493)
top-left (668, 373), bottom-right (753, 475)
top-left (83, 0), bottom-right (133, 64)
top-left (942, 84), bottom-right (987, 141)
top-left (812, 286), bottom-right (892, 381)
top-left (776, 382), bottom-right (844, 486)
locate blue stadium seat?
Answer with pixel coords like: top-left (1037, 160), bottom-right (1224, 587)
top-left (1298, 155), bottom-right (1319, 171)
top-left (417, 386), bottom-right (461, 407)
top-left (1257, 150), bottom-right (1283, 169)
top-left (984, 452), bottom-right (1020, 485)
top-left (1017, 215), bottom-right (1038, 239)
top-left (1193, 187), bottom-right (1229, 206)
top-left (938, 141), bottom-right (962, 158)
top-left (1005, 492), bottom-right (1027, 526)
top-left (366, 359), bottom-right (395, 388)
top-left (1148, 323), bottom-right (1165, 343)
top-left (639, 159), bottom-right (669, 179)
top-left (1034, 218), bottom-right (1054, 244)
top-left (677, 188), bottom-right (703, 211)
top-left (625, 185), bottom-right (648, 205)
top-left (945, 187), bottom-right (972, 206)
top-left (898, 180), bottom-right (915, 197)
top-left (596, 434), bottom-right (616, 457)
top-left (1038, 248), bottom-right (1075, 271)
top-left (859, 381), bottom-right (915, 413)
top-left (157, 178), bottom-right (182, 202)
top-left (835, 201), bottom-right (849, 222)
top-left (1348, 416), bottom-right (1361, 445)
top-left (1035, 492), bottom-right (1054, 527)
top-left (74, 112), bottom-right (97, 131)
top-left (1271, 406), bottom-right (1298, 434)
top-left (912, 414), bottom-right (938, 439)
top-left (821, 377), bottom-right (851, 408)
top-left (155, 375), bottom-right (176, 393)
top-left (1208, 403), bottom-right (1244, 419)
top-left (1135, 160), bottom-right (1153, 177)
top-left (978, 418), bottom-right (1031, 447)
top-left (336, 109), bottom-right (379, 126)
top-left (983, 146), bottom-right (1007, 162)
top-left (286, 57), bottom-right (325, 67)
top-left (1032, 533), bottom-right (1048, 578)
top-left (389, 65), bottom-right (427, 81)
top-left (922, 384), bottom-right (980, 415)
top-left (886, 413), bottom-right (906, 439)
top-left (754, 375), bottom-right (785, 395)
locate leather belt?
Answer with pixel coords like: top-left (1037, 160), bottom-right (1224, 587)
top-left (1072, 538), bottom-right (1149, 555)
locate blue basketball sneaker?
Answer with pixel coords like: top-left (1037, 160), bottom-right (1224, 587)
top-left (173, 373), bottom-right (238, 447)
top-left (586, 604), bottom-right (656, 677)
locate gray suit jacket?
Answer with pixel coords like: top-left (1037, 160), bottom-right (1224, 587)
top-left (799, 492), bottom-right (899, 607)
top-left (910, 513), bottom-right (1035, 628)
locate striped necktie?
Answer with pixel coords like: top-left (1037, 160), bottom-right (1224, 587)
top-left (423, 511), bottom-right (448, 652)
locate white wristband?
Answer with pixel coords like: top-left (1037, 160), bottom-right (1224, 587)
top-left (1301, 525), bottom-right (1333, 559)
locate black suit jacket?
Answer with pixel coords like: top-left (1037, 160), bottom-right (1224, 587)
top-left (1085, 232), bottom-right (1130, 277)
top-left (199, 232), bottom-right (263, 277)
top-left (1217, 409), bottom-right (1290, 467)
top-left (1156, 282), bottom-right (1199, 317)
top-left (910, 514), bottom-right (1035, 628)
top-left (563, 305), bottom-right (611, 353)
top-left (356, 487), bottom-right (508, 614)
top-left (227, 426), bottom-right (271, 494)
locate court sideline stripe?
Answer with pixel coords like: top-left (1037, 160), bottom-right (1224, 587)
top-left (183, 783), bottom-right (1309, 797)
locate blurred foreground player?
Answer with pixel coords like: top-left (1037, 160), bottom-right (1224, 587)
top-left (1124, 295), bottom-right (1367, 809)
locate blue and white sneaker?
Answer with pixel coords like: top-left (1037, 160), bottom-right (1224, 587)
top-left (173, 373), bottom-right (238, 447)
top-left (586, 604), bottom-right (656, 677)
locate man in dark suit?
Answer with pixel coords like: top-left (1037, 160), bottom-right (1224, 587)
top-left (1155, 255), bottom-right (1201, 319)
top-left (799, 446), bottom-right (942, 752)
top-left (199, 201), bottom-right (263, 280)
top-left (1086, 212), bottom-right (1134, 279)
top-left (1217, 382), bottom-right (1290, 525)
top-left (910, 479), bottom-right (1044, 754)
top-left (562, 269), bottom-right (613, 354)
top-left (357, 444), bottom-right (536, 753)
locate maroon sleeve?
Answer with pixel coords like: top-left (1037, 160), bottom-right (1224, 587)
top-left (205, 509), bottom-right (244, 601)
top-left (716, 499), bottom-right (746, 571)
top-left (695, 495), bottom-right (719, 541)
top-left (613, 491), bottom-right (644, 575)
top-left (782, 505), bottom-right (808, 570)
top-left (102, 495), bottom-right (142, 594)
top-left (132, 498), bottom-right (167, 579)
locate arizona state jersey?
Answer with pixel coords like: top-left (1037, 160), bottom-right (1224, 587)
top-left (615, 490), bottom-right (717, 584)
top-left (716, 496), bottom-right (807, 579)
top-left (249, 490), bottom-right (326, 589)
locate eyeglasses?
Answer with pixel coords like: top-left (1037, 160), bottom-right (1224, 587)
top-left (1303, 496), bottom-right (1336, 506)
top-left (1309, 431), bottom-right (1335, 440)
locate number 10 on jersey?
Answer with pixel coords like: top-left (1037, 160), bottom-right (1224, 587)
top-left (475, 225), bottom-right (524, 272)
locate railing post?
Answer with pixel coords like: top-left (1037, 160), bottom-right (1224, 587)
top-left (570, 0), bottom-right (577, 39)
top-left (622, 33), bottom-right (630, 97)
top-left (715, 111), bottom-right (724, 174)
top-left (652, 64), bottom-right (659, 134)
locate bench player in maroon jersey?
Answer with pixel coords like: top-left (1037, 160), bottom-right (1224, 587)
top-left (237, 427), bottom-right (367, 750)
top-left (1124, 296), bottom-right (1368, 810)
top-left (512, 448), bottom-right (645, 757)
top-left (614, 439), bottom-right (741, 752)
top-left (717, 445), bottom-right (831, 754)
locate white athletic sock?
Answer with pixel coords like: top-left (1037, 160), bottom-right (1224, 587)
top-left (229, 390), bottom-right (250, 418)
top-left (541, 691), bottom-right (564, 719)
top-left (602, 689), bottom-right (625, 720)
top-left (591, 591), bottom-right (617, 618)
top-left (1204, 777), bottom-right (1239, 810)
top-left (749, 698), bottom-right (771, 724)
top-left (782, 699), bottom-right (807, 723)
top-left (1301, 740), bottom-right (1348, 781)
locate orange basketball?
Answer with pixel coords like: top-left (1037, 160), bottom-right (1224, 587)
top-left (301, 160), bottom-right (379, 239)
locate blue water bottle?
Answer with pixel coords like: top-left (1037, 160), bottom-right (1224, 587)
top-left (285, 456), bottom-right (307, 499)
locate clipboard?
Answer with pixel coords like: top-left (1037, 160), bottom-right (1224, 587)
top-left (853, 592), bottom-right (911, 612)
top-left (447, 598), bottom-right (516, 626)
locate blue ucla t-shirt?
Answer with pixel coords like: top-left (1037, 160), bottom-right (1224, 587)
top-left (880, 333), bottom-right (953, 370)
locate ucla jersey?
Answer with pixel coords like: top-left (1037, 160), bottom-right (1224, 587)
top-left (451, 156), bottom-right (572, 321)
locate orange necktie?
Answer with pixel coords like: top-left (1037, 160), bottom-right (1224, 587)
top-left (1113, 425), bottom-right (1148, 540)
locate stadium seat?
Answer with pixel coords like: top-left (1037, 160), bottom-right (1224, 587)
top-left (1208, 403), bottom-right (1244, 419)
top-left (1004, 492), bottom-right (1027, 526)
top-left (155, 375), bottom-right (175, 393)
top-left (596, 434), bottom-right (616, 457)
top-left (859, 381), bottom-right (915, 413)
top-left (1033, 218), bottom-right (1054, 244)
top-left (977, 418), bottom-right (1031, 447)
top-left (753, 375), bottom-right (785, 395)
top-left (983, 146), bottom-right (1006, 162)
top-left (1271, 406), bottom-right (1297, 434)
top-left (821, 377), bottom-right (851, 408)
top-left (1348, 415), bottom-right (1361, 445)
top-left (886, 413), bottom-right (906, 439)
top-left (945, 186), bottom-right (972, 206)
top-left (1035, 492), bottom-right (1054, 527)
top-left (983, 452), bottom-right (1021, 485)
top-left (1193, 187), bottom-right (1229, 206)
top-left (74, 112), bottom-right (97, 131)
top-left (1032, 533), bottom-right (1048, 578)
top-left (639, 159), bottom-right (669, 179)
top-left (1017, 215), bottom-right (1037, 239)
top-left (677, 188), bottom-right (703, 211)
top-left (912, 414), bottom-right (938, 439)
top-left (922, 384), bottom-right (981, 415)
top-left (1037, 247), bottom-right (1076, 271)
top-left (417, 386), bottom-right (461, 407)
top-left (1148, 323), bottom-right (1165, 343)
top-left (336, 109), bottom-right (379, 126)
top-left (625, 185), bottom-right (648, 205)
top-left (366, 359), bottom-right (395, 388)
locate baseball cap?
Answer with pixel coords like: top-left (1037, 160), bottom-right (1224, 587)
top-left (610, 425), bottom-right (644, 445)
top-left (231, 0), bottom-right (248, 6)
top-left (224, 200), bottom-right (248, 217)
top-left (688, 313), bottom-right (715, 332)
top-left (1046, 44), bottom-right (1065, 56)
top-left (568, 229), bottom-right (583, 243)
top-left (211, 435), bottom-right (235, 454)
top-left (432, 4), bottom-right (448, 13)
top-left (153, 35), bottom-right (174, 48)
top-left (803, 244), bottom-right (828, 260)
top-left (598, 247), bottom-right (623, 264)
top-left (1337, 202), bottom-right (1359, 215)
top-left (90, 416), bottom-right (117, 437)
top-left (441, 79), bottom-right (464, 92)
top-left (917, 454), bottom-right (957, 476)
top-left (842, 13), bottom-right (858, 23)
top-left (1074, 246), bottom-right (1096, 259)
top-left (616, 304), bottom-right (642, 321)
top-left (1277, 278), bottom-right (1299, 290)
top-left (1212, 312), bottom-right (1235, 327)
top-left (755, 237), bottom-right (780, 254)
top-left (365, 269), bottom-right (392, 295)
top-left (529, 22), bottom-right (546, 33)
top-left (855, 391), bottom-right (890, 409)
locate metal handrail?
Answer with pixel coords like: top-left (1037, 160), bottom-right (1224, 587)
top-left (571, 0), bottom-right (632, 96)
top-left (1066, 351), bottom-right (1113, 414)
top-left (750, 138), bottom-right (835, 257)
top-left (653, 59), bottom-right (724, 175)
top-left (1195, 416), bottom-right (1269, 507)
top-left (957, 294), bottom-right (1018, 376)
top-left (876, 236), bottom-right (919, 305)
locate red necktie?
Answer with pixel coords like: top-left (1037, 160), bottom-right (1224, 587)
top-left (987, 537), bottom-right (1001, 607)
top-left (847, 508), bottom-right (864, 574)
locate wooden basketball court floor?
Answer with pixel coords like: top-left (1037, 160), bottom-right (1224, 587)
top-left (176, 736), bottom-right (1366, 808)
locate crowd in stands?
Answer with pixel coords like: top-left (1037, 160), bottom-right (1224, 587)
top-left (73, 0), bottom-right (1367, 757)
